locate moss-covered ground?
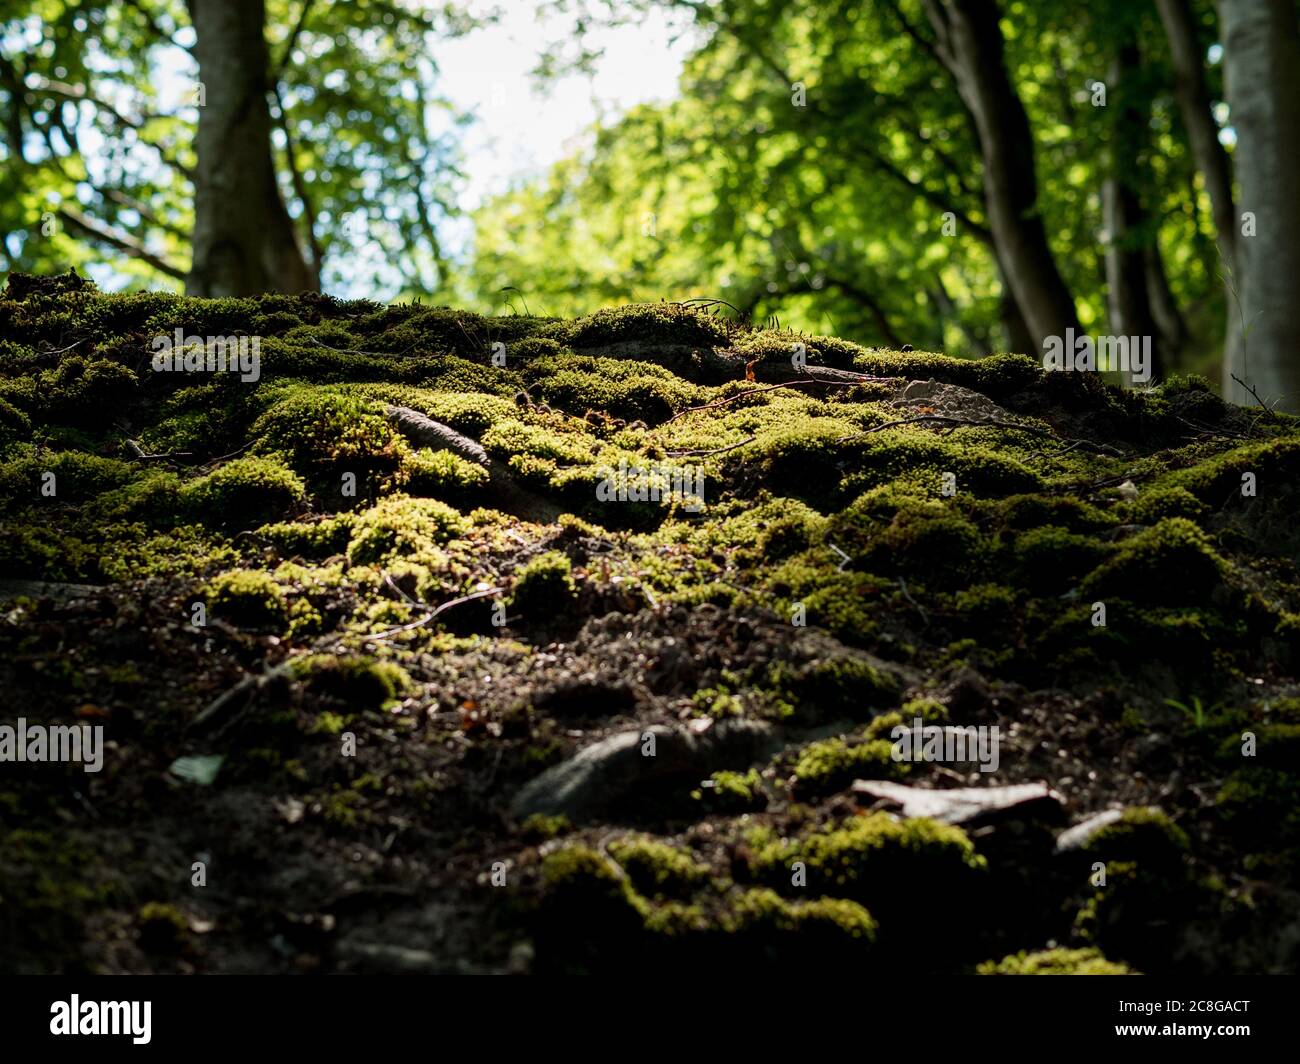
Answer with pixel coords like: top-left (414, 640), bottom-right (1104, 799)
top-left (2, 272), bottom-right (1298, 973)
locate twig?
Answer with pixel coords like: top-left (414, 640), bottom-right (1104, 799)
top-left (310, 336), bottom-right (418, 359)
top-left (665, 435), bottom-right (757, 458)
top-left (1229, 374), bottom-right (1280, 423)
top-left (663, 380), bottom-right (855, 425)
top-left (362, 585), bottom-right (504, 645)
top-left (123, 437), bottom-right (194, 461)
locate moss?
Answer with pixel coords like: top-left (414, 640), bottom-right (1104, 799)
top-left (0, 395), bottom-right (31, 449)
top-left (792, 737), bottom-right (900, 796)
top-left (1219, 723), bottom-right (1300, 771)
top-left (203, 569), bottom-right (287, 630)
top-left (693, 769), bottom-right (766, 812)
top-left (1009, 526), bottom-right (1110, 595)
top-left (721, 887), bottom-right (876, 947)
top-left (508, 550), bottom-right (576, 617)
top-left (180, 455), bottom-right (306, 529)
top-left (1166, 436), bottom-right (1300, 504)
top-left (977, 947), bottom-right (1134, 975)
top-left (606, 837), bottom-right (711, 899)
top-left (567, 303), bottom-right (731, 349)
top-left (1080, 518), bottom-right (1231, 607)
top-left (402, 447), bottom-right (489, 501)
top-left (251, 389), bottom-right (407, 501)
top-left (767, 654), bottom-right (900, 724)
top-left (290, 653), bottom-right (412, 710)
top-left (257, 514), bottom-right (354, 558)
top-left (136, 902), bottom-right (191, 955)
top-left (1125, 486), bottom-right (1209, 525)
top-left (1079, 807), bottom-right (1190, 875)
top-left (345, 494), bottom-right (466, 565)
top-left (519, 814), bottom-right (571, 842)
top-left (745, 812), bottom-right (986, 918)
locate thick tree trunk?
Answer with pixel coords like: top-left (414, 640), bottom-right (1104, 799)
top-left (1218, 0), bottom-right (1300, 410)
top-left (1103, 42), bottom-right (1164, 384)
top-left (185, 0), bottom-right (316, 297)
top-left (923, 0), bottom-right (1080, 354)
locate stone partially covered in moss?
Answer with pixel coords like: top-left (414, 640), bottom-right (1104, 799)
top-left (508, 550), bottom-right (576, 617)
top-left (203, 569), bottom-right (287, 630)
top-left (977, 947), bottom-right (1134, 975)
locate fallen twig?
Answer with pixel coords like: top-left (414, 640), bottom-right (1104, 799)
top-left (663, 379), bottom-right (854, 425)
top-left (123, 437), bottom-right (194, 461)
top-left (665, 435), bottom-right (756, 458)
top-left (1229, 374), bottom-right (1280, 423)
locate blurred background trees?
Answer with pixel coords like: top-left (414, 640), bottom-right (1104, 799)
top-left (2, 0), bottom-right (1297, 406)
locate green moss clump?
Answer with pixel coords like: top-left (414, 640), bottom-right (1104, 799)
top-left (567, 303), bottom-right (731, 349)
top-left (767, 654), bottom-right (901, 724)
top-left (1080, 807), bottom-right (1190, 876)
top-left (289, 653), bottom-right (412, 710)
top-left (402, 447), bottom-right (489, 501)
top-left (203, 569), bottom-right (287, 630)
top-left (722, 887), bottom-right (876, 947)
top-left (345, 494), bottom-right (466, 565)
top-left (606, 837), bottom-right (711, 899)
top-left (519, 814), bottom-right (571, 842)
top-left (793, 738), bottom-right (899, 796)
top-left (508, 550), bottom-right (576, 617)
top-left (693, 769), bottom-right (766, 812)
top-left (977, 947), bottom-right (1134, 975)
top-left (136, 902), bottom-right (191, 955)
top-left (180, 455), bottom-right (306, 529)
top-left (257, 514), bottom-right (354, 558)
top-left (1125, 486), bottom-right (1208, 525)
top-left (1080, 518), bottom-right (1230, 607)
top-left (745, 813), bottom-right (986, 917)
top-left (1009, 526), bottom-right (1110, 595)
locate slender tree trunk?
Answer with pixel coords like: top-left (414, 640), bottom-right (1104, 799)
top-left (185, 0), bottom-right (316, 297)
top-left (1145, 244), bottom-right (1188, 369)
top-left (1218, 0), bottom-right (1300, 410)
top-left (923, 0), bottom-right (1080, 353)
top-left (1156, 0), bottom-right (1240, 394)
top-left (1103, 41), bottom-right (1164, 383)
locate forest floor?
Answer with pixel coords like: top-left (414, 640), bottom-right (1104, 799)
top-left (2, 271), bottom-right (1299, 974)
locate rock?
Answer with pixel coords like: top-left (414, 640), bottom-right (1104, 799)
top-left (1054, 807), bottom-right (1125, 853)
top-left (510, 719), bottom-right (772, 821)
top-left (851, 780), bottom-right (1065, 827)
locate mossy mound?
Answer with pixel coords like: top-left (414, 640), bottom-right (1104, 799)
top-left (2, 276), bottom-right (1298, 975)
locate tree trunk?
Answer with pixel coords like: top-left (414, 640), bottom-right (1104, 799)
top-left (1157, 0), bottom-right (1237, 263)
top-left (1103, 42), bottom-right (1164, 384)
top-left (185, 0), bottom-right (316, 297)
top-left (1155, 0), bottom-right (1238, 394)
top-left (923, 0), bottom-right (1080, 353)
top-left (1218, 0), bottom-right (1300, 410)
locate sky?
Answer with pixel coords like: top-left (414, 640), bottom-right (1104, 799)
top-left (66, 1), bottom-right (697, 297)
